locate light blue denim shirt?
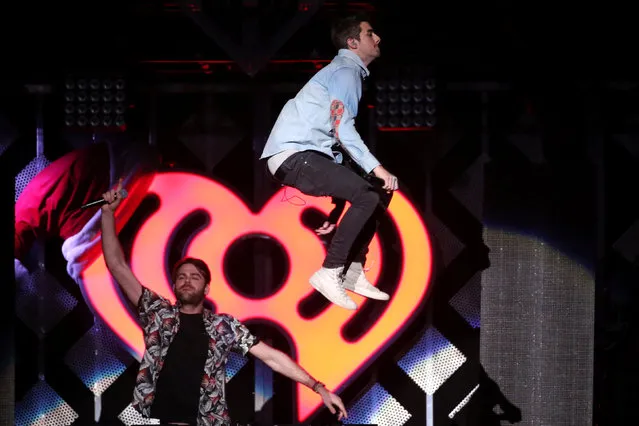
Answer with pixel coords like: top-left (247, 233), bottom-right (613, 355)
top-left (261, 49), bottom-right (381, 174)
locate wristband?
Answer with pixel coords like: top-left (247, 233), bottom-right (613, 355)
top-left (312, 381), bottom-right (325, 393)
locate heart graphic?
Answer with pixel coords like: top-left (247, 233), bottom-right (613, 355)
top-left (81, 171), bottom-right (432, 421)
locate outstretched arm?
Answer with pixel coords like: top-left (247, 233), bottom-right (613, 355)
top-left (100, 182), bottom-right (143, 305)
top-left (249, 342), bottom-right (348, 420)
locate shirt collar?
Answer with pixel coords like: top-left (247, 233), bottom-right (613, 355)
top-left (337, 49), bottom-right (370, 78)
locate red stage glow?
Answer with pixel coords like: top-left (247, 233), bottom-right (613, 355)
top-left (81, 171), bottom-right (432, 422)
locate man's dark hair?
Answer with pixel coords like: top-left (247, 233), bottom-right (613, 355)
top-left (172, 257), bottom-right (212, 285)
top-left (330, 14), bottom-right (369, 50)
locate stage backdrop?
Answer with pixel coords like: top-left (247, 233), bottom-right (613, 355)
top-left (479, 83), bottom-right (596, 426)
top-left (9, 75), bottom-right (490, 426)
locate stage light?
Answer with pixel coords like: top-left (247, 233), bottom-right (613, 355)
top-left (425, 90), bottom-right (435, 102)
top-left (425, 78), bottom-right (436, 90)
top-left (373, 67), bottom-right (436, 131)
top-left (63, 75), bottom-right (127, 129)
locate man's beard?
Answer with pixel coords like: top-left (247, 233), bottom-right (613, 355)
top-left (176, 288), bottom-right (206, 305)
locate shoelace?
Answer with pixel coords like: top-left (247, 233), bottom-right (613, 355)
top-left (331, 270), bottom-right (351, 301)
top-left (363, 260), bottom-right (375, 272)
top-left (337, 283), bottom-right (351, 300)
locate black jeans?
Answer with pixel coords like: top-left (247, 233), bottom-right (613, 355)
top-left (274, 150), bottom-right (392, 269)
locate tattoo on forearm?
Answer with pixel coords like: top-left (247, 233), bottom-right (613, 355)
top-left (330, 100), bottom-right (344, 141)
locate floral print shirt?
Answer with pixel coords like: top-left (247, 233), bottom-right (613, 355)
top-left (132, 287), bottom-right (258, 425)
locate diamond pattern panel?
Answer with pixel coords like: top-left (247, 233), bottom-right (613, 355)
top-left (612, 219), bottom-right (639, 264)
top-left (15, 155), bottom-right (51, 201)
top-left (449, 272), bottom-right (481, 329)
top-left (614, 134), bottom-right (639, 160)
top-left (427, 215), bottom-right (466, 267)
top-left (343, 383), bottom-right (411, 426)
top-left (506, 106), bottom-right (545, 164)
top-left (225, 351), bottom-right (248, 382)
top-left (118, 404), bottom-right (160, 425)
top-left (178, 98), bottom-right (245, 173)
top-left (15, 380), bottom-right (79, 426)
top-left (0, 112), bottom-right (17, 157)
top-left (65, 319), bottom-right (134, 396)
top-left (398, 327), bottom-right (467, 395)
top-left (448, 156), bottom-right (486, 222)
top-left (0, 137), bottom-right (12, 156)
top-left (15, 265), bottom-right (77, 336)
top-left (596, 85), bottom-right (639, 425)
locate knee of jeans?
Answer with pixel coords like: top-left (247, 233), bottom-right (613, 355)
top-left (354, 187), bottom-right (379, 210)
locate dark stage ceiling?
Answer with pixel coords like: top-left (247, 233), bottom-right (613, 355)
top-left (5, 1), bottom-right (639, 84)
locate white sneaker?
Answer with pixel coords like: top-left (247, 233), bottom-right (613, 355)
top-left (309, 266), bottom-right (357, 310)
top-left (343, 262), bottom-right (390, 301)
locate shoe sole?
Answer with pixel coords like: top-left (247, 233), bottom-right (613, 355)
top-left (309, 274), bottom-right (357, 310)
top-left (345, 287), bottom-right (390, 301)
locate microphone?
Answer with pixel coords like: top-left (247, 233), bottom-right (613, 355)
top-left (79, 189), bottom-right (128, 210)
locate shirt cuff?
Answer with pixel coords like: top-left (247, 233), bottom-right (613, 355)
top-left (358, 150), bottom-right (381, 174)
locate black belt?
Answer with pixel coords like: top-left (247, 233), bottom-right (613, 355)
top-left (273, 162), bottom-right (287, 182)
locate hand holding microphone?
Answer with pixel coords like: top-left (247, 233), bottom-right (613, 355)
top-left (95, 179), bottom-right (126, 213)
